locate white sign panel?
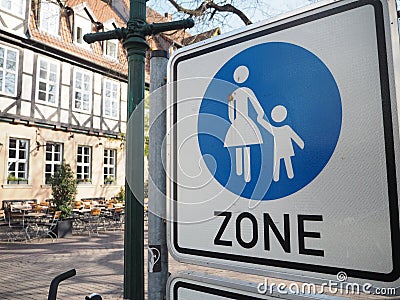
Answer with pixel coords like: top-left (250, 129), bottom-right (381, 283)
top-left (167, 0), bottom-right (400, 291)
top-left (168, 275), bottom-right (273, 300)
top-left (167, 273), bottom-right (324, 300)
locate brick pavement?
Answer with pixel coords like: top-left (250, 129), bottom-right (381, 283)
top-left (0, 228), bottom-right (390, 300)
top-left (0, 231), bottom-right (125, 300)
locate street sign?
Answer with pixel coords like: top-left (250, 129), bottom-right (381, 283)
top-left (167, 0), bottom-right (400, 291)
top-left (167, 273), bottom-right (273, 300)
top-left (167, 273), bottom-right (331, 299)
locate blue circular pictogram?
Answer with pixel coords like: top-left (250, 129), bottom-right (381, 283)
top-left (198, 42), bottom-right (342, 200)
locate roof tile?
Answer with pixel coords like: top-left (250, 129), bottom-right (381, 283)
top-left (29, 0), bottom-right (128, 76)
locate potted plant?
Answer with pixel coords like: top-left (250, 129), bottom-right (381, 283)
top-left (7, 174), bottom-right (28, 184)
top-left (115, 186), bottom-right (125, 204)
top-left (77, 177), bottom-right (92, 184)
top-left (48, 161), bottom-right (77, 237)
top-left (104, 176), bottom-right (115, 185)
top-left (7, 174), bottom-right (19, 184)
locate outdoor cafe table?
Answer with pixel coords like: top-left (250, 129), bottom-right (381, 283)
top-left (11, 205), bottom-right (32, 212)
top-left (12, 210), bottom-right (47, 224)
top-left (24, 212), bottom-right (47, 219)
top-left (2, 199), bottom-right (36, 210)
top-left (72, 209), bottom-right (91, 214)
top-left (5, 211), bottom-right (47, 242)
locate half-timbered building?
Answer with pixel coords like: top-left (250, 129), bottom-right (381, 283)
top-left (0, 0), bottom-right (164, 201)
top-left (0, 0), bottom-right (198, 204)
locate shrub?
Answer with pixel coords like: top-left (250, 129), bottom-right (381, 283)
top-left (115, 186), bottom-right (125, 203)
top-left (48, 161), bottom-right (77, 218)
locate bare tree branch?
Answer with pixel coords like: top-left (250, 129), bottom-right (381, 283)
top-left (209, 9), bottom-right (217, 21)
top-left (167, 0), bottom-right (252, 25)
top-left (148, 0), bottom-right (321, 34)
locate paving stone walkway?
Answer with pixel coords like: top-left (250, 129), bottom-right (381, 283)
top-left (0, 228), bottom-right (389, 300)
top-left (0, 231), bottom-right (125, 300)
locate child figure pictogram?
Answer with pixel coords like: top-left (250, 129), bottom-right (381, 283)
top-left (267, 105), bottom-right (304, 181)
top-left (253, 104), bottom-right (305, 182)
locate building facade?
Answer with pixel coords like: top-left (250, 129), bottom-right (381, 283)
top-left (0, 0), bottom-right (129, 203)
top-left (0, 0), bottom-right (218, 205)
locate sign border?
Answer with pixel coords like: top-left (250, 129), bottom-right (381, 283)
top-left (173, 282), bottom-right (266, 300)
top-left (170, 0), bottom-right (400, 282)
top-left (168, 272), bottom-right (348, 299)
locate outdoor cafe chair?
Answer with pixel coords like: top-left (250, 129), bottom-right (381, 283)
top-left (32, 205), bottom-right (48, 214)
top-left (37, 210), bottom-right (61, 242)
top-left (0, 210), bottom-right (9, 240)
top-left (0, 210), bottom-right (7, 226)
top-left (72, 211), bottom-right (85, 234)
top-left (74, 200), bottom-right (82, 209)
top-left (110, 207), bottom-right (124, 230)
top-left (5, 210), bottom-right (31, 242)
top-left (84, 208), bottom-right (105, 236)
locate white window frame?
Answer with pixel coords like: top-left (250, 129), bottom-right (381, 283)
top-left (7, 138), bottom-right (29, 183)
top-left (0, 44), bottom-right (18, 96)
top-left (73, 69), bottom-right (92, 112)
top-left (103, 149), bottom-right (116, 183)
top-left (103, 79), bottom-right (119, 119)
top-left (77, 145), bottom-right (91, 183)
top-left (45, 142), bottom-right (63, 184)
top-left (103, 21), bottom-right (118, 59)
top-left (104, 39), bottom-right (118, 60)
top-left (0, 0), bottom-right (25, 17)
top-left (74, 13), bottom-right (92, 50)
top-left (39, 0), bottom-right (60, 36)
top-left (36, 57), bottom-right (59, 105)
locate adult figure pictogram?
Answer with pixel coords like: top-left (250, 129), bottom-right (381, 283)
top-left (224, 65), bottom-right (265, 182)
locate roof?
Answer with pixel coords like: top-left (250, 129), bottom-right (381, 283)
top-left (146, 6), bottom-right (192, 48)
top-left (28, 0), bottom-right (217, 83)
top-left (114, 2), bottom-right (191, 47)
top-left (181, 28), bottom-right (221, 45)
top-left (29, 0), bottom-right (128, 77)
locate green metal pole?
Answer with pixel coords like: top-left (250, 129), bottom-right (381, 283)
top-left (83, 3), bottom-right (193, 299)
top-left (124, 1), bottom-right (147, 299)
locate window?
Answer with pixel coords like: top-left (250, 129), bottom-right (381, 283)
top-left (39, 0), bottom-right (60, 36)
top-left (0, 0), bottom-right (24, 17)
top-left (73, 69), bottom-right (91, 112)
top-left (36, 57), bottom-right (59, 104)
top-left (7, 138), bottom-right (29, 183)
top-left (45, 142), bottom-right (62, 184)
top-left (74, 14), bottom-right (92, 49)
top-left (104, 149), bottom-right (116, 183)
top-left (76, 27), bottom-right (83, 44)
top-left (103, 21), bottom-right (118, 59)
top-left (0, 45), bottom-right (18, 96)
top-left (103, 79), bottom-right (119, 118)
top-left (105, 40), bottom-right (118, 59)
top-left (77, 146), bottom-right (91, 182)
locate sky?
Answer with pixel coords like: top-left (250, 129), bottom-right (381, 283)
top-left (146, 0), bottom-right (320, 34)
top-left (147, 0), bottom-right (400, 35)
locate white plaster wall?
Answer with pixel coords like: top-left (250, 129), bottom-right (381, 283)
top-left (0, 123), bottom-right (126, 203)
top-left (20, 74), bottom-right (32, 101)
top-left (23, 49), bottom-right (34, 74)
